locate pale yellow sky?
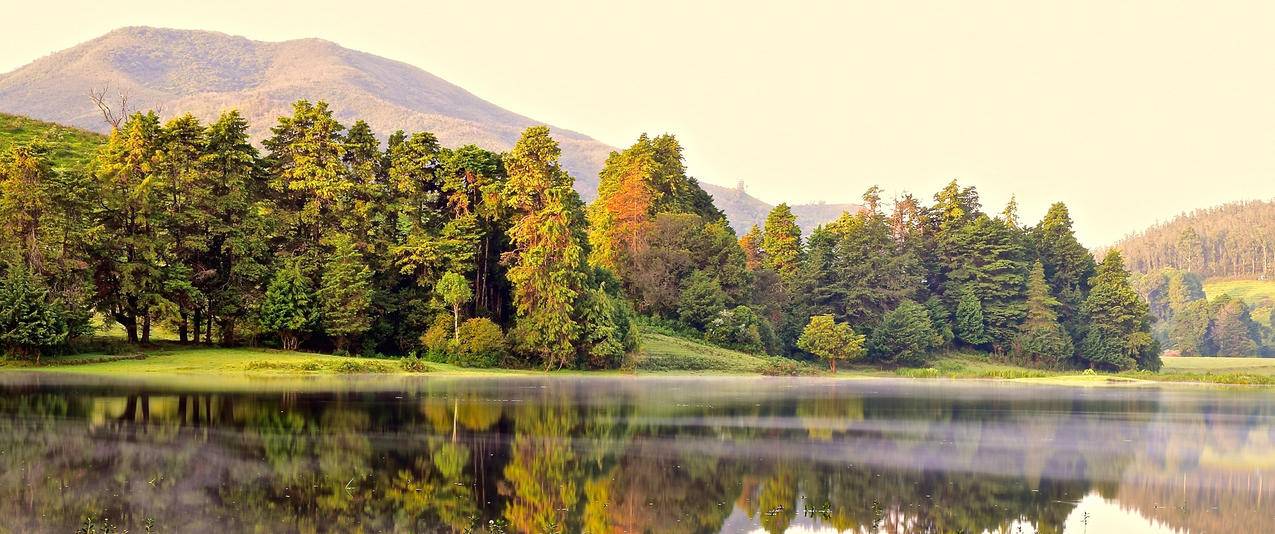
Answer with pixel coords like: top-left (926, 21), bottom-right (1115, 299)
top-left (3, 0), bottom-right (1273, 246)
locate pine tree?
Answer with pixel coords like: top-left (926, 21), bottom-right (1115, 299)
top-left (318, 234), bottom-right (374, 352)
top-left (945, 215), bottom-right (1028, 350)
top-left (260, 260), bottom-right (317, 351)
top-left (1032, 203), bottom-right (1096, 343)
top-left (762, 203), bottom-right (802, 284)
top-left (262, 100), bottom-right (348, 256)
top-left (954, 286), bottom-right (990, 346)
top-left (0, 266), bottom-right (68, 362)
top-left (1013, 261), bottom-right (1073, 367)
top-left (502, 127), bottom-right (588, 369)
top-left (1080, 251), bottom-right (1161, 370)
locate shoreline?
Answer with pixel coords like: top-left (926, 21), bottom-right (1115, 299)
top-left (2, 345), bottom-right (1272, 391)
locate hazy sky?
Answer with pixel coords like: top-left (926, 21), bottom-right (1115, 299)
top-left (3, 1), bottom-right (1273, 245)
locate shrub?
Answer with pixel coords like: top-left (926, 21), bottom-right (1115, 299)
top-left (455, 318), bottom-right (505, 368)
top-left (677, 270), bottom-right (726, 330)
top-left (401, 354), bottom-right (430, 373)
top-left (705, 306), bottom-right (767, 353)
top-left (420, 315), bottom-right (454, 356)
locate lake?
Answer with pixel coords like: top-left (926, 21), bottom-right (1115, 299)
top-left (0, 375), bottom-right (1271, 533)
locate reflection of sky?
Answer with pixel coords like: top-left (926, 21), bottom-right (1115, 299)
top-left (731, 493), bottom-right (1183, 533)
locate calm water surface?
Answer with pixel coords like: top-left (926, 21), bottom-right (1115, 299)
top-left (0, 375), bottom-right (1272, 533)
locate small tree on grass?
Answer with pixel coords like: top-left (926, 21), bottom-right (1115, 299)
top-left (260, 261), bottom-right (316, 351)
top-left (435, 272), bottom-right (472, 341)
top-left (0, 267), bottom-right (67, 363)
top-left (796, 314), bottom-right (865, 372)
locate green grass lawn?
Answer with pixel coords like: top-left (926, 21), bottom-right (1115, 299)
top-left (0, 113), bottom-right (105, 171)
top-left (629, 332), bottom-right (803, 373)
top-left (6, 330), bottom-right (1275, 387)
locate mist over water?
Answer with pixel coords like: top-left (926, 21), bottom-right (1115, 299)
top-left (0, 376), bottom-right (1271, 533)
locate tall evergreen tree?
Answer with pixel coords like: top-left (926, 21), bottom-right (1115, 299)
top-left (1032, 202), bottom-right (1096, 345)
top-left (1080, 250), bottom-right (1160, 370)
top-left (260, 260), bottom-right (317, 351)
top-left (1013, 262), bottom-right (1073, 367)
top-left (318, 234), bottom-right (374, 351)
top-left (0, 267), bottom-right (68, 362)
top-left (502, 126), bottom-right (588, 369)
top-left (262, 100), bottom-right (347, 257)
top-left (954, 286), bottom-right (990, 346)
top-left (762, 203), bottom-right (802, 284)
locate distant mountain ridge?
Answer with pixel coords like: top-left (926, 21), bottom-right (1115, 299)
top-left (0, 26), bottom-right (856, 233)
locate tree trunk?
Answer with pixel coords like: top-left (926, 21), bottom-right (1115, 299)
top-left (222, 318), bottom-right (236, 347)
top-left (453, 303), bottom-right (460, 341)
top-left (179, 311), bottom-right (189, 343)
top-left (830, 359), bottom-right (837, 373)
top-left (192, 308), bottom-right (203, 345)
top-left (205, 313), bottom-right (213, 344)
top-left (141, 315), bottom-right (151, 344)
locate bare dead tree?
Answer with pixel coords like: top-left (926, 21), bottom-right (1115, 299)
top-left (89, 85), bottom-right (129, 130)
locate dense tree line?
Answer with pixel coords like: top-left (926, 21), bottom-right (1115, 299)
top-left (0, 102), bottom-right (637, 369)
top-left (1135, 268), bottom-right (1275, 356)
top-left (588, 149), bottom-right (1161, 370)
top-left (1114, 200), bottom-right (1275, 279)
top-left (0, 100), bottom-right (1160, 370)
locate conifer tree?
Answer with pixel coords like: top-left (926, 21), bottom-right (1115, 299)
top-left (502, 127), bottom-right (588, 369)
top-left (677, 270), bottom-right (727, 330)
top-left (1013, 261), bottom-right (1073, 367)
top-left (318, 234), bottom-right (374, 351)
top-left (0, 267), bottom-right (67, 363)
top-left (762, 204), bottom-right (802, 284)
top-left (1080, 250), bottom-right (1161, 370)
top-left (868, 300), bottom-right (940, 366)
top-left (260, 260), bottom-right (317, 351)
top-left (954, 286), bottom-right (990, 346)
top-left (1032, 203), bottom-right (1096, 342)
top-left (262, 100), bottom-right (347, 255)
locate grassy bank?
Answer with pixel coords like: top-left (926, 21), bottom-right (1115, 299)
top-left (4, 332), bottom-right (1275, 387)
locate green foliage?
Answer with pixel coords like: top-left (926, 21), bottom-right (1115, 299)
top-left (761, 203), bottom-right (802, 283)
top-left (796, 314), bottom-right (865, 371)
top-left (923, 297), bottom-right (955, 347)
top-left (1012, 262), bottom-right (1074, 368)
top-left (868, 300), bottom-right (940, 366)
top-left (502, 127), bottom-right (588, 369)
top-left (705, 306), bottom-right (769, 353)
top-left (455, 317), bottom-right (506, 367)
top-left (0, 266), bottom-right (68, 361)
top-left (434, 271), bottom-right (473, 340)
top-left (0, 113), bottom-right (105, 172)
top-left (260, 261), bottom-right (317, 351)
top-left (677, 270), bottom-right (726, 330)
top-left (318, 234), bottom-right (374, 349)
top-left (1080, 251), bottom-right (1161, 371)
top-left (954, 286), bottom-right (989, 346)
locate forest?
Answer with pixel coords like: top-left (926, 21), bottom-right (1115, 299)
top-left (1114, 200), bottom-right (1275, 279)
top-left (0, 100), bottom-right (1161, 371)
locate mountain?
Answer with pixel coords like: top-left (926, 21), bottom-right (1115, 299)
top-left (1110, 200), bottom-right (1275, 279)
top-left (0, 26), bottom-right (851, 232)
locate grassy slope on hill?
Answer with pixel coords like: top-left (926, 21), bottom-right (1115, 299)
top-left (0, 113), bottom-right (105, 170)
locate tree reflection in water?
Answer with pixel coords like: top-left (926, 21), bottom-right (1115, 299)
top-left (0, 377), bottom-right (1271, 533)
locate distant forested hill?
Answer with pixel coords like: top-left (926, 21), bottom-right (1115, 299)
top-left (1112, 200), bottom-right (1275, 279)
top-left (0, 26), bottom-right (848, 234)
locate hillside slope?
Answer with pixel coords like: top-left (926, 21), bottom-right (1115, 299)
top-left (1111, 200), bottom-right (1275, 278)
top-left (0, 26), bottom-right (847, 231)
top-left (0, 113), bottom-right (105, 170)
